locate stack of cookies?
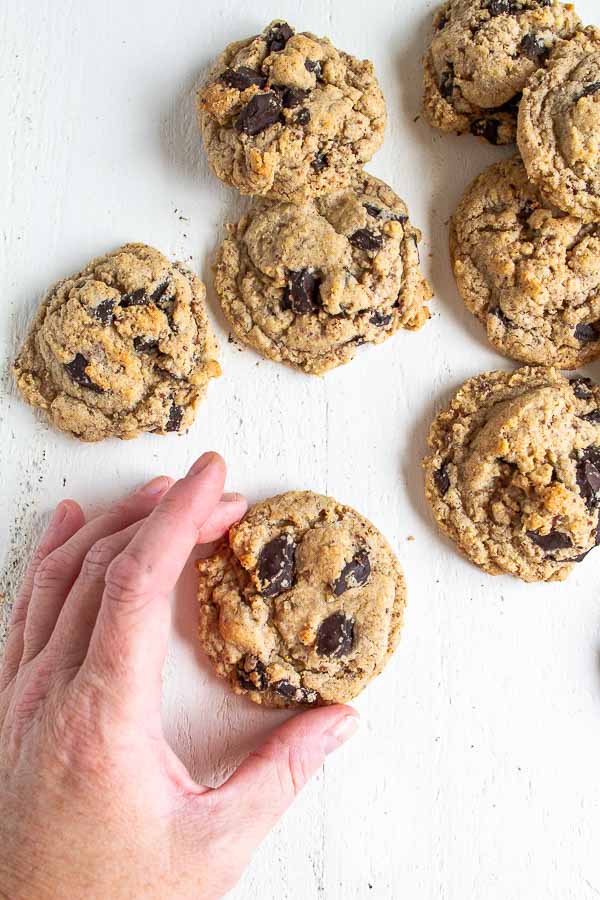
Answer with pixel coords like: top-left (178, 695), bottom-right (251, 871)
top-left (422, 3), bottom-right (600, 583)
top-left (197, 20), bottom-right (432, 375)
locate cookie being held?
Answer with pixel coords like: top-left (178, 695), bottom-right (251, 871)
top-left (215, 172), bottom-right (432, 375)
top-left (450, 155), bottom-right (600, 368)
top-left (14, 243), bottom-right (221, 441)
top-left (424, 367), bottom-right (600, 582)
top-left (423, 0), bottom-right (580, 144)
top-left (518, 26), bottom-right (600, 222)
top-left (197, 491), bottom-right (406, 707)
top-left (197, 20), bottom-right (386, 202)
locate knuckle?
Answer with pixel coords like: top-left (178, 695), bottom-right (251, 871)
top-left (81, 537), bottom-right (118, 582)
top-left (33, 547), bottom-right (72, 591)
top-left (251, 737), bottom-right (311, 799)
top-left (104, 548), bottom-right (150, 606)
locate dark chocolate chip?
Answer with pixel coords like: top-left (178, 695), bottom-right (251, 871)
top-left (237, 657), bottom-right (268, 692)
top-left (276, 86), bottom-right (309, 109)
top-left (517, 200), bottom-right (537, 225)
top-left (120, 288), bottom-right (148, 308)
top-left (576, 447), bottom-right (600, 509)
top-left (364, 203), bottom-right (382, 218)
top-left (133, 336), bottom-right (159, 352)
top-left (305, 59), bottom-right (322, 79)
top-left (282, 269), bottom-right (321, 315)
top-left (575, 322), bottom-right (599, 343)
top-left (571, 376), bottom-right (594, 400)
top-left (311, 151), bottom-right (328, 172)
top-left (236, 91), bottom-right (283, 136)
top-left (296, 107), bottom-right (311, 125)
top-left (436, 10), bottom-right (450, 30)
top-left (580, 410), bottom-right (600, 424)
top-left (349, 229), bottom-right (384, 252)
top-left (439, 69), bottom-right (454, 99)
top-left (489, 305), bottom-right (513, 328)
top-left (527, 530), bottom-right (573, 552)
top-left (496, 92), bottom-right (521, 114)
top-left (434, 464), bottom-right (451, 495)
top-left (151, 281), bottom-right (172, 306)
top-left (519, 33), bottom-right (549, 61)
top-left (470, 118), bottom-right (500, 145)
top-left (273, 680), bottom-right (317, 703)
top-left (316, 612), bottom-right (355, 658)
top-left (266, 22), bottom-right (294, 53)
top-left (333, 550), bottom-right (371, 596)
top-left (487, 0), bottom-right (512, 15)
top-left (64, 353), bottom-right (103, 393)
top-left (166, 404), bottom-right (183, 433)
top-left (257, 534), bottom-right (296, 598)
top-left (370, 310), bottom-right (392, 326)
top-left (578, 82), bottom-right (600, 99)
top-left (220, 66), bottom-right (268, 91)
top-left (91, 298), bottom-right (115, 326)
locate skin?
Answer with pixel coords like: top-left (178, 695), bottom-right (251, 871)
top-left (0, 452), bottom-right (359, 899)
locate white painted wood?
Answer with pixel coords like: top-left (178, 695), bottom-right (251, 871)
top-left (1, 1), bottom-right (600, 897)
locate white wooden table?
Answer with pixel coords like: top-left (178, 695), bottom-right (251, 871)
top-left (2, 1), bottom-right (600, 897)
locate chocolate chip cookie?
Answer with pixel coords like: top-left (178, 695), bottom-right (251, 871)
top-left (423, 0), bottom-right (580, 144)
top-left (450, 155), bottom-right (600, 368)
top-left (197, 20), bottom-right (386, 202)
top-left (14, 243), bottom-right (221, 441)
top-left (518, 26), bottom-right (600, 222)
top-left (197, 491), bottom-right (406, 707)
top-left (214, 172), bottom-right (432, 375)
top-left (424, 367), bottom-right (600, 582)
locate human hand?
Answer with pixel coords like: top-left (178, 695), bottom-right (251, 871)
top-left (0, 452), bottom-right (359, 899)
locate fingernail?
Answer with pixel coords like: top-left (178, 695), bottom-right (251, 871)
top-left (49, 502), bottom-right (69, 528)
top-left (323, 714), bottom-right (359, 755)
top-left (188, 452), bottom-right (220, 478)
top-left (140, 476), bottom-right (172, 497)
top-left (222, 492), bottom-right (245, 503)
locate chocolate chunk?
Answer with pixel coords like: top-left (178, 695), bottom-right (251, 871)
top-left (370, 310), bottom-right (392, 326)
top-left (276, 86), bottom-right (309, 109)
top-left (91, 298), bottom-right (115, 326)
top-left (305, 59), bottom-right (322, 79)
top-left (237, 656), bottom-right (267, 692)
top-left (575, 322), bottom-right (599, 343)
top-left (220, 66), bottom-right (267, 91)
top-left (519, 33), bottom-right (548, 61)
top-left (273, 680), bottom-right (317, 703)
top-left (496, 92), bottom-right (521, 114)
top-left (434, 464), bottom-right (451, 495)
top-left (266, 22), bottom-right (294, 53)
top-left (436, 10), bottom-right (450, 30)
top-left (166, 404), bottom-right (183, 433)
top-left (489, 305), bottom-right (513, 328)
top-left (333, 550), bottom-right (371, 595)
top-left (133, 336), bottom-right (159, 352)
top-left (316, 613), bottom-right (355, 658)
top-left (151, 281), bottom-right (172, 306)
top-left (349, 229), bottom-right (384, 252)
top-left (518, 200), bottom-right (537, 225)
top-left (527, 530), bottom-right (573, 553)
top-left (580, 410), bottom-right (600, 424)
top-left (364, 203), bottom-right (407, 225)
top-left (470, 118), bottom-right (500, 145)
top-left (571, 376), bottom-right (594, 400)
top-left (282, 269), bottom-right (321, 315)
top-left (579, 82), bottom-right (600, 99)
top-left (296, 108), bottom-right (311, 125)
top-left (311, 151), bottom-right (328, 172)
top-left (236, 92), bottom-right (283, 136)
top-left (440, 69), bottom-right (454, 99)
top-left (120, 288), bottom-right (148, 308)
top-left (64, 353), bottom-right (103, 393)
top-left (487, 0), bottom-right (512, 15)
top-left (257, 534), bottom-right (296, 598)
top-left (576, 447), bottom-right (600, 509)
top-left (364, 203), bottom-right (382, 218)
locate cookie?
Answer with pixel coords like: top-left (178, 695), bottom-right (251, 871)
top-left (518, 26), bottom-right (600, 222)
top-left (423, 0), bottom-right (580, 144)
top-left (14, 243), bottom-right (221, 441)
top-left (197, 20), bottom-right (386, 202)
top-left (214, 172), bottom-right (432, 375)
top-left (450, 155), bottom-right (600, 368)
top-left (197, 491), bottom-right (406, 707)
top-left (423, 367), bottom-right (600, 582)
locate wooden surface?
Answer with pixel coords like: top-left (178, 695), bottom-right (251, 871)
top-left (2, 1), bottom-right (600, 897)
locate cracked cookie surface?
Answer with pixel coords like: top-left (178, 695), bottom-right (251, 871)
top-left (423, 0), bottom-right (580, 144)
top-left (424, 367), bottom-right (600, 582)
top-left (518, 26), bottom-right (600, 222)
top-left (214, 172), bottom-right (432, 375)
top-left (450, 155), bottom-right (600, 368)
top-left (197, 491), bottom-right (406, 707)
top-left (197, 20), bottom-right (386, 202)
top-left (14, 243), bottom-right (221, 441)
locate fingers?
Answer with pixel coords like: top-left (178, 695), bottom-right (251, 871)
top-left (197, 493), bottom-right (247, 544)
top-left (19, 476), bottom-right (173, 670)
top-left (84, 453), bottom-right (226, 707)
top-left (0, 501), bottom-right (84, 692)
top-left (215, 706), bottom-right (359, 848)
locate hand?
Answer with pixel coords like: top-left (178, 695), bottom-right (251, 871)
top-left (0, 452), bottom-right (359, 899)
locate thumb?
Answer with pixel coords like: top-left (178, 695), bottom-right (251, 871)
top-left (216, 705), bottom-right (359, 847)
